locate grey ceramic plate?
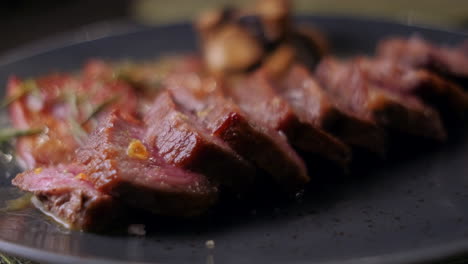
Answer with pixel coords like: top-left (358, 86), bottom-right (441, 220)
top-left (0, 16), bottom-right (468, 264)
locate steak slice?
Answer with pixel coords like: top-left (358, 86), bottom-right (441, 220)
top-left (7, 75), bottom-right (80, 169)
top-left (352, 56), bottom-right (468, 118)
top-left (144, 91), bottom-right (256, 191)
top-left (7, 72), bottom-right (138, 169)
top-left (12, 164), bottom-right (122, 231)
top-left (376, 36), bottom-right (468, 82)
top-left (277, 64), bottom-right (386, 155)
top-left (76, 111), bottom-right (218, 216)
top-left (165, 71), bottom-right (309, 191)
top-left (225, 70), bottom-right (351, 168)
top-left (316, 57), bottom-right (447, 141)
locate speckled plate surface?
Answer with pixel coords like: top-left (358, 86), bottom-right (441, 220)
top-left (0, 16), bottom-right (468, 264)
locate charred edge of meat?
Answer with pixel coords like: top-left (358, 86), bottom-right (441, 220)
top-left (322, 110), bottom-right (387, 157)
top-left (165, 71), bottom-right (310, 191)
top-left (257, 70), bottom-right (352, 167)
top-left (12, 165), bottom-right (124, 232)
top-left (76, 110), bottom-right (218, 217)
top-left (226, 70), bottom-right (352, 169)
top-left (354, 57), bottom-right (468, 122)
top-left (368, 89), bottom-right (447, 142)
top-left (145, 91), bottom-right (256, 191)
top-left (214, 113), bottom-right (310, 190)
top-left (278, 64), bottom-right (386, 156)
top-left (316, 57), bottom-right (447, 142)
top-left (376, 36), bottom-right (468, 85)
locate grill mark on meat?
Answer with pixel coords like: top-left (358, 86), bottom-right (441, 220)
top-left (316, 57), bottom-right (447, 141)
top-left (144, 91), bottom-right (256, 191)
top-left (165, 69), bottom-right (309, 191)
top-left (224, 70), bottom-right (351, 169)
top-left (277, 64), bottom-right (386, 155)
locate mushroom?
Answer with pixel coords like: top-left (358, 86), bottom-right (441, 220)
top-left (256, 0), bottom-right (292, 43)
top-left (263, 44), bottom-right (296, 77)
top-left (196, 8), bottom-right (235, 39)
top-left (285, 26), bottom-right (330, 70)
top-left (295, 25), bottom-right (330, 57)
top-left (203, 24), bottom-right (265, 75)
top-left (196, 0), bottom-right (328, 75)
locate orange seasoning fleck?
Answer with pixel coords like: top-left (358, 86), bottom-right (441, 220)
top-left (127, 139), bottom-right (149, 160)
top-left (75, 173), bottom-right (88, 181)
top-left (196, 109), bottom-right (209, 118)
top-left (34, 167), bottom-right (43, 174)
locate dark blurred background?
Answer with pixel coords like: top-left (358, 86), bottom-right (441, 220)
top-left (1, 0), bottom-right (468, 57)
top-left (0, 0), bottom-right (132, 52)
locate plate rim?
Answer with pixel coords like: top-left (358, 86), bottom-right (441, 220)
top-left (2, 236), bottom-right (468, 264)
top-left (0, 15), bottom-right (468, 264)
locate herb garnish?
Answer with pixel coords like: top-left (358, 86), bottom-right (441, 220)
top-left (68, 118), bottom-right (87, 145)
top-left (81, 96), bottom-right (119, 125)
top-left (1, 80), bottom-right (38, 108)
top-left (0, 128), bottom-right (44, 145)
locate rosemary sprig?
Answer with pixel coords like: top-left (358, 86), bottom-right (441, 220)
top-left (61, 90), bottom-right (88, 144)
top-left (0, 253), bottom-right (37, 264)
top-left (0, 128), bottom-right (43, 144)
top-left (1, 80), bottom-right (38, 108)
top-left (0, 253), bottom-right (14, 264)
top-left (115, 59), bottom-right (173, 92)
top-left (68, 118), bottom-right (87, 145)
top-left (81, 96), bottom-right (119, 125)
top-left (60, 89), bottom-right (80, 119)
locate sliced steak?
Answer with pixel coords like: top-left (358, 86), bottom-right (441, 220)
top-left (316, 57), bottom-right (447, 141)
top-left (76, 110), bottom-right (218, 216)
top-left (7, 72), bottom-right (138, 169)
top-left (165, 71), bottom-right (309, 191)
top-left (277, 64), bottom-right (386, 155)
top-left (7, 76), bottom-right (80, 168)
top-left (376, 36), bottom-right (468, 83)
top-left (225, 70), bottom-right (351, 169)
top-left (352, 56), bottom-right (468, 118)
top-left (12, 164), bottom-right (122, 231)
top-left (144, 91), bottom-right (256, 191)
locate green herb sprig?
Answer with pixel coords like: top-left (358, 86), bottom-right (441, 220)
top-left (0, 128), bottom-right (44, 145)
top-left (81, 96), bottom-right (120, 125)
top-left (1, 80), bottom-right (38, 108)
